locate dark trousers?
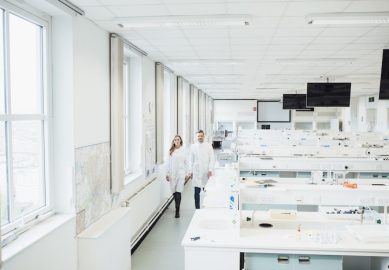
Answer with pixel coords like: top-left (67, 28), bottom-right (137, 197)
top-left (194, 187), bottom-right (201, 209)
top-left (173, 192), bottom-right (181, 213)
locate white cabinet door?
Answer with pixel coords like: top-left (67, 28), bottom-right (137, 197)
top-left (185, 248), bottom-right (240, 270)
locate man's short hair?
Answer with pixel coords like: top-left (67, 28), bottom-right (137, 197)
top-left (197, 130), bottom-right (204, 135)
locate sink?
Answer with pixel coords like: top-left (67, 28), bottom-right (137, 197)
top-left (243, 220), bottom-right (342, 231)
top-left (347, 225), bottom-right (389, 243)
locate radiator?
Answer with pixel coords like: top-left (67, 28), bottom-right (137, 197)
top-left (125, 177), bottom-right (169, 248)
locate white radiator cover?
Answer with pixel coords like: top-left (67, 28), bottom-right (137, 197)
top-left (78, 207), bottom-right (132, 270)
top-left (126, 178), bottom-right (163, 244)
top-left (78, 178), bottom-right (166, 270)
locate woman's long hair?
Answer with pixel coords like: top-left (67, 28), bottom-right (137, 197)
top-left (169, 135), bottom-right (183, 156)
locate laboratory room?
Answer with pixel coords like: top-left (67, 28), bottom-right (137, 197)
top-left (1, 0), bottom-right (389, 270)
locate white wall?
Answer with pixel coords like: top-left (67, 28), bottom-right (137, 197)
top-left (350, 95), bottom-right (389, 132)
top-left (214, 99), bottom-right (258, 134)
top-left (73, 16), bottom-right (110, 148)
top-left (51, 15), bottom-right (75, 214)
top-left (214, 100), bottom-right (257, 123)
top-left (375, 99), bottom-right (389, 132)
top-left (2, 218), bottom-right (77, 270)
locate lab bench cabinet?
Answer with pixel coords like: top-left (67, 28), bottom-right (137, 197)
top-left (244, 253), bottom-right (342, 270)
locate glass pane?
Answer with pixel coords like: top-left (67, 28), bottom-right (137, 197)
top-left (9, 14), bottom-right (42, 114)
top-left (0, 121), bottom-right (9, 225)
top-left (123, 62), bottom-right (129, 171)
top-left (12, 121), bottom-right (45, 219)
top-left (163, 70), bottom-right (171, 161)
top-left (0, 10), bottom-right (4, 114)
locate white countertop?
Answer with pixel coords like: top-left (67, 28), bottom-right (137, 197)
top-left (182, 209), bottom-right (389, 257)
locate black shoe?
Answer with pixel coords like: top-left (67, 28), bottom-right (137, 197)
top-left (175, 212), bottom-right (180, 218)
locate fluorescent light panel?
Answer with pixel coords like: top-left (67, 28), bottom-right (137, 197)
top-left (276, 58), bottom-right (356, 63)
top-left (187, 74), bottom-right (242, 79)
top-left (118, 15), bottom-right (250, 29)
top-left (169, 59), bottom-right (243, 65)
top-left (198, 82), bottom-right (242, 86)
top-left (307, 12), bottom-right (389, 25)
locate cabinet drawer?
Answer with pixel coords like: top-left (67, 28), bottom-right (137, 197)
top-left (245, 253), bottom-right (342, 270)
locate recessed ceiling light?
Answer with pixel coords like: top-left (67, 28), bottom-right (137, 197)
top-left (307, 12), bottom-right (389, 25)
top-left (117, 15), bottom-right (250, 29)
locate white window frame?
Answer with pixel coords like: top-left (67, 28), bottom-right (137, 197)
top-left (123, 61), bottom-right (129, 173)
top-left (123, 48), bottom-right (142, 184)
top-left (0, 1), bottom-right (52, 240)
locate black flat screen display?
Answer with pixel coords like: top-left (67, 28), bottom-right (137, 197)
top-left (379, 49), bottom-right (389, 100)
top-left (283, 94), bottom-right (307, 109)
top-left (307, 83), bottom-right (351, 107)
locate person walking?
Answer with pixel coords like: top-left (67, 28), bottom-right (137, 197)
top-left (166, 135), bottom-right (188, 218)
top-left (189, 130), bottom-right (215, 209)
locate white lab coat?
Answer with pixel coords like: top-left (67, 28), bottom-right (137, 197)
top-left (166, 147), bottom-right (188, 193)
top-left (189, 142), bottom-right (215, 188)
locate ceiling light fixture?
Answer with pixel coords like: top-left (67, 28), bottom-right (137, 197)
top-left (276, 58), bottom-right (356, 64)
top-left (255, 87), bottom-right (283, 90)
top-left (186, 74), bottom-right (242, 79)
top-left (169, 59), bottom-right (244, 65)
top-left (259, 82), bottom-right (306, 85)
top-left (307, 12), bottom-right (389, 25)
top-left (198, 82), bottom-right (242, 86)
top-left (117, 15), bottom-right (250, 29)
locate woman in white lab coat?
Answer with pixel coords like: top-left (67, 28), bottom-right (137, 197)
top-left (166, 135), bottom-right (188, 218)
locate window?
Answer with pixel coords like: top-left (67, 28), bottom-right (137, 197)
top-left (162, 69), bottom-right (177, 162)
top-left (163, 70), bottom-right (171, 162)
top-left (123, 61), bottom-right (129, 172)
top-left (123, 49), bottom-right (142, 181)
top-left (177, 77), bottom-right (190, 146)
top-left (1, 6), bottom-right (50, 237)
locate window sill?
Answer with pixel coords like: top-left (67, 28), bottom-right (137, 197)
top-left (2, 214), bottom-right (74, 262)
top-left (124, 172), bottom-right (142, 186)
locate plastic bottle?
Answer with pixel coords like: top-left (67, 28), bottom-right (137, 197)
top-left (229, 195), bottom-right (235, 210)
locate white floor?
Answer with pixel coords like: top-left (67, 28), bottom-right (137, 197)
top-left (132, 181), bottom-right (195, 270)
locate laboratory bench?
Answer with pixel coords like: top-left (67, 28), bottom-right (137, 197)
top-left (182, 209), bottom-right (389, 270)
top-left (183, 169), bottom-right (389, 270)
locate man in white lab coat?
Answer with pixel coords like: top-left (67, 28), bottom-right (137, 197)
top-left (189, 130), bottom-right (215, 209)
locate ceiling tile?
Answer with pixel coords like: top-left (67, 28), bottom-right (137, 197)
top-left (345, 0), bottom-right (389, 12)
top-left (83, 6), bottom-right (115, 20)
top-left (165, 3), bottom-right (225, 15)
top-left (100, 0), bottom-right (161, 4)
top-left (107, 4), bottom-right (168, 17)
top-left (73, 0), bottom-right (389, 98)
top-left (285, 1), bottom-right (351, 16)
top-left (184, 29), bottom-right (229, 38)
top-left (72, 0), bottom-right (100, 6)
top-left (226, 2), bottom-right (288, 16)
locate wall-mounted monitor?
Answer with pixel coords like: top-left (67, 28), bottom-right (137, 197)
top-left (307, 83), bottom-right (351, 107)
top-left (379, 49), bottom-right (389, 100)
top-left (282, 94), bottom-right (313, 111)
top-left (257, 100), bottom-right (291, 123)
